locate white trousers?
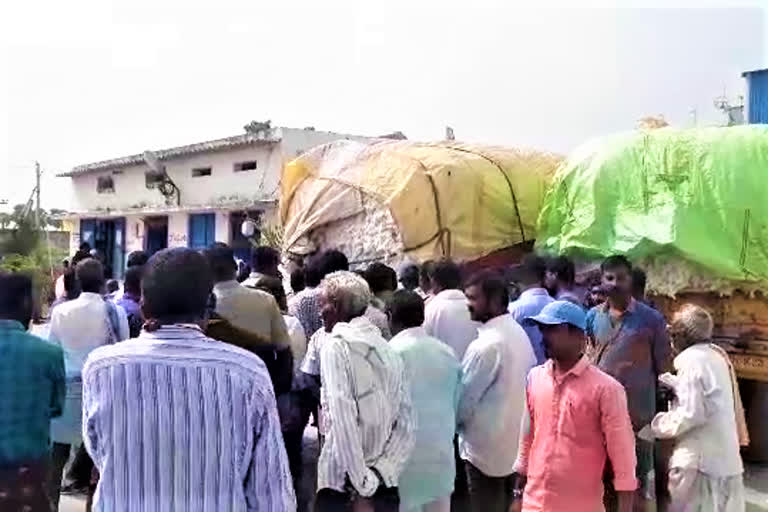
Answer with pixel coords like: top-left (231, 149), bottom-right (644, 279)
top-left (402, 496), bottom-right (451, 512)
top-left (668, 468), bottom-right (745, 512)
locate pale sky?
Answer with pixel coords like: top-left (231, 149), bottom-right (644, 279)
top-left (1, 0), bottom-right (765, 211)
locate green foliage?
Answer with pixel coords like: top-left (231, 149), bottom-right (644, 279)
top-left (0, 203), bottom-right (67, 231)
top-left (252, 221), bottom-right (284, 250)
top-left (0, 206), bottom-right (69, 318)
top-left (1, 223), bottom-right (40, 256)
top-left (0, 246), bottom-right (64, 319)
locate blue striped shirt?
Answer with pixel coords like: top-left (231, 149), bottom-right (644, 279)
top-left (82, 325), bottom-right (296, 512)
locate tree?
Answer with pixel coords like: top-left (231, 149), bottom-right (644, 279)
top-left (3, 203), bottom-right (67, 230)
top-left (244, 120), bottom-right (272, 134)
top-left (636, 115), bottom-right (669, 130)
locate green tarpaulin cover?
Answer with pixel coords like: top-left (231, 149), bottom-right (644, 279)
top-left (535, 125), bottom-right (768, 295)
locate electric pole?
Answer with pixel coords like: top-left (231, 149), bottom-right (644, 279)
top-left (35, 161), bottom-right (41, 229)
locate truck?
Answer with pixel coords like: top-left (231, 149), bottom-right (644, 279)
top-left (535, 125), bottom-right (768, 460)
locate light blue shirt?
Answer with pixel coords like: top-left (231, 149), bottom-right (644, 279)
top-left (508, 288), bottom-right (554, 364)
top-left (390, 327), bottom-right (462, 509)
top-left (82, 325), bottom-right (296, 512)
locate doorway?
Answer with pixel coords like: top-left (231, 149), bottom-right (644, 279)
top-left (230, 210), bottom-right (262, 263)
top-left (144, 216), bottom-right (168, 256)
top-left (80, 218), bottom-right (125, 279)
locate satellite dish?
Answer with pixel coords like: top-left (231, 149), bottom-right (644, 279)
top-left (143, 150), bottom-right (163, 173)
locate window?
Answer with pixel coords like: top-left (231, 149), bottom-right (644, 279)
top-left (192, 167), bottom-right (212, 177)
top-left (145, 171), bottom-right (165, 189)
top-left (97, 175), bottom-right (115, 194)
top-left (234, 160), bottom-right (257, 172)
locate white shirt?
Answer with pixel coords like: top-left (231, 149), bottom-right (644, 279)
top-left (424, 289), bottom-right (479, 360)
top-left (318, 316), bottom-right (415, 497)
top-left (49, 292), bottom-right (129, 376)
top-left (300, 329), bottom-right (328, 377)
top-left (283, 314), bottom-right (307, 374)
top-left (651, 343), bottom-right (744, 477)
top-left (458, 313), bottom-right (535, 477)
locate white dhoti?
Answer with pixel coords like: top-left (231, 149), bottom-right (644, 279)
top-left (668, 468), bottom-right (745, 512)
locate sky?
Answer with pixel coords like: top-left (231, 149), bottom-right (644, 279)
top-left (1, 0), bottom-right (765, 211)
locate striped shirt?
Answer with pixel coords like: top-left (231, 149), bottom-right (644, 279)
top-left (318, 316), bottom-right (415, 497)
top-left (82, 325), bottom-right (296, 512)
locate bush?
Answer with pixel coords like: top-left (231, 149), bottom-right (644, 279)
top-left (0, 246), bottom-right (68, 320)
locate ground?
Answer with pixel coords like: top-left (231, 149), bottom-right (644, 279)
top-left (58, 426), bottom-right (320, 512)
top-left (59, 455), bottom-right (768, 511)
top-left (30, 315), bottom-right (768, 512)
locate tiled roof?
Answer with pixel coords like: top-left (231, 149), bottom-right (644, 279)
top-left (58, 131), bottom-right (280, 177)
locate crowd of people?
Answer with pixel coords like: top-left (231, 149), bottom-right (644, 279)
top-left (0, 244), bottom-right (748, 512)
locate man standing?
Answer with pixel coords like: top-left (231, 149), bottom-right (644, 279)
top-left (315, 271), bottom-right (414, 511)
top-left (48, 258), bottom-right (129, 506)
top-left (508, 254), bottom-right (554, 365)
top-left (424, 260), bottom-right (478, 361)
top-left (82, 248), bottom-right (296, 511)
top-left (545, 255), bottom-right (582, 304)
top-left (114, 264), bottom-right (143, 338)
top-left (243, 245), bottom-right (282, 288)
top-left (290, 250), bottom-right (349, 338)
top-left (388, 290), bottom-right (462, 512)
top-left (586, 255), bottom-right (671, 512)
top-left (364, 262), bottom-right (398, 311)
top-left (204, 244), bottom-right (293, 395)
top-left (512, 300), bottom-right (637, 512)
top-left (458, 271), bottom-right (536, 512)
top-left (398, 264), bottom-right (423, 296)
top-left (0, 273), bottom-right (65, 512)
top-left (651, 304), bottom-right (745, 511)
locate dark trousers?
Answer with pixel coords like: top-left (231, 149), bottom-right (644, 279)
top-left (604, 437), bottom-right (654, 512)
top-left (464, 461), bottom-right (514, 512)
top-left (48, 442), bottom-right (71, 510)
top-left (451, 438), bottom-right (470, 512)
top-left (48, 442), bottom-right (94, 510)
top-left (315, 485), bottom-right (399, 512)
top-left (0, 459), bottom-right (50, 512)
top-left (68, 443), bottom-right (94, 486)
top-left (283, 429), bottom-right (305, 509)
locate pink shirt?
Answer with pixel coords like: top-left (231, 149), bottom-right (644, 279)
top-left (514, 357), bottom-right (637, 512)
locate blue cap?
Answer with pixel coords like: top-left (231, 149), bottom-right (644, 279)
top-left (527, 300), bottom-right (587, 331)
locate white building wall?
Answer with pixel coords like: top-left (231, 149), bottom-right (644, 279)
top-left (215, 211), bottom-right (231, 245)
top-left (63, 218), bottom-right (81, 255)
top-left (69, 145), bottom-right (280, 213)
top-left (63, 128), bottom-right (373, 259)
top-left (125, 215), bottom-right (144, 253)
top-left (168, 212), bottom-right (188, 248)
top-left (279, 127), bottom-right (372, 160)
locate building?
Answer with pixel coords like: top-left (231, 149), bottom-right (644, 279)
top-left (58, 125), bottom-right (372, 278)
top-left (742, 68), bottom-right (768, 124)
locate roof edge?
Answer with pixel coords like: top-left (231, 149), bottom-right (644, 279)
top-left (742, 68), bottom-right (768, 77)
top-left (59, 131), bottom-right (281, 177)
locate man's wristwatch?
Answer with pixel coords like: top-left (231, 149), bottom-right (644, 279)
top-left (512, 488), bottom-right (524, 500)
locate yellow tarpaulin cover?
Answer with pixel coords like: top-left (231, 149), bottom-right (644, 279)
top-left (281, 139), bottom-right (561, 262)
